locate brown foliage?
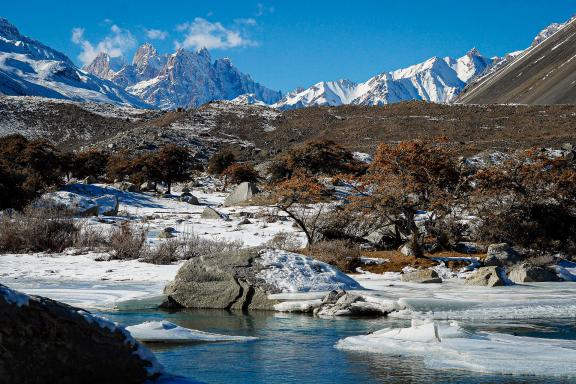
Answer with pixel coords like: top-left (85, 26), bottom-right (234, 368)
top-left (276, 139), bottom-right (366, 178)
top-left (265, 174), bottom-right (329, 246)
top-left (222, 163), bottom-right (259, 184)
top-left (347, 140), bottom-right (469, 256)
top-left (302, 240), bottom-right (362, 273)
top-left (72, 150), bottom-right (109, 180)
top-left (207, 150), bottom-right (236, 175)
top-left (0, 135), bottom-right (65, 209)
top-left (471, 150), bottom-right (576, 252)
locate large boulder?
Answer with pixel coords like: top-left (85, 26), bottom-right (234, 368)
top-left (223, 182), bottom-right (260, 207)
top-left (164, 248), bottom-right (279, 310)
top-left (484, 243), bottom-right (522, 266)
top-left (36, 191), bottom-right (98, 217)
top-left (140, 181), bottom-right (155, 192)
top-left (200, 207), bottom-right (225, 220)
top-left (94, 195), bottom-right (119, 216)
top-left (401, 269), bottom-right (442, 284)
top-left (0, 284), bottom-right (162, 384)
top-left (508, 264), bottom-right (561, 283)
top-left (180, 194), bottom-right (200, 205)
top-left (114, 181), bottom-right (139, 193)
top-left (164, 249), bottom-right (363, 311)
top-left (465, 266), bottom-right (511, 287)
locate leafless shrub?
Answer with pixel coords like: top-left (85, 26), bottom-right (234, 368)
top-left (180, 232), bottom-right (243, 259)
top-left (304, 240), bottom-right (362, 273)
top-left (143, 238), bottom-right (182, 265)
top-left (0, 206), bottom-right (79, 253)
top-left (72, 224), bottom-right (109, 250)
top-left (108, 222), bottom-right (148, 260)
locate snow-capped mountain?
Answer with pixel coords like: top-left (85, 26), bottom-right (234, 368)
top-left (85, 45), bottom-right (282, 109)
top-left (230, 93), bottom-right (268, 106)
top-left (531, 16), bottom-right (575, 46)
top-left (0, 18), bottom-right (149, 108)
top-left (273, 49), bottom-right (493, 110)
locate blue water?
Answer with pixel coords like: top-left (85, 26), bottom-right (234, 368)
top-left (101, 309), bottom-right (576, 384)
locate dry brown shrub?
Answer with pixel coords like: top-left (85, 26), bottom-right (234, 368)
top-left (0, 206), bottom-right (78, 253)
top-left (108, 222), bottom-right (148, 260)
top-left (303, 240), bottom-right (362, 273)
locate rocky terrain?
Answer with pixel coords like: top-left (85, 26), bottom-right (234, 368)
top-left (2, 95), bottom-right (576, 159)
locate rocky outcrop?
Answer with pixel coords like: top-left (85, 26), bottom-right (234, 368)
top-left (401, 269), bottom-right (442, 284)
top-left (114, 182), bottom-right (139, 192)
top-left (94, 195), bottom-right (119, 216)
top-left (314, 290), bottom-right (393, 317)
top-left (36, 191), bottom-right (99, 217)
top-left (164, 248), bottom-right (362, 311)
top-left (180, 194), bottom-right (200, 205)
top-left (163, 248), bottom-right (279, 310)
top-left (0, 284), bottom-right (162, 384)
top-left (200, 207), bottom-right (225, 220)
top-left (223, 182), bottom-right (260, 207)
top-left (465, 266), bottom-right (511, 287)
top-left (484, 243), bottom-right (522, 266)
top-left (508, 264), bottom-right (561, 283)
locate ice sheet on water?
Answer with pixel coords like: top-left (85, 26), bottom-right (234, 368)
top-left (336, 320), bottom-right (576, 377)
top-left (125, 321), bottom-right (257, 343)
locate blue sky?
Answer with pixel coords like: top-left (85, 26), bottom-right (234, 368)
top-left (2, 1), bottom-right (574, 92)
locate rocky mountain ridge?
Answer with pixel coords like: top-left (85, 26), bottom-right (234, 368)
top-left (85, 44), bottom-right (282, 109)
top-left (0, 18), bottom-right (150, 108)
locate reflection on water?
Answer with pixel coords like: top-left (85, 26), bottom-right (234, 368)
top-left (102, 309), bottom-right (576, 384)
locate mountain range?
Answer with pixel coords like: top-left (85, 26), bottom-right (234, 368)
top-left (84, 44), bottom-right (282, 109)
top-left (271, 49), bottom-right (493, 110)
top-left (0, 16), bottom-right (573, 110)
top-left (0, 18), bottom-right (149, 108)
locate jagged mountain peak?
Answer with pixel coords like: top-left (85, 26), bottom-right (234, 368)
top-left (0, 18), bottom-right (150, 108)
top-left (531, 17), bottom-right (574, 46)
top-left (133, 43), bottom-right (158, 64)
top-left (0, 17), bottom-right (21, 40)
top-left (466, 47), bottom-right (482, 57)
top-left (85, 43), bottom-right (281, 109)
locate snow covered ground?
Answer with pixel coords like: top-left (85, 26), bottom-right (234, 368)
top-left (2, 182), bottom-right (576, 323)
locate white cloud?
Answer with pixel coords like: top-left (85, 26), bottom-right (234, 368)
top-left (145, 28), bottom-right (168, 40)
top-left (174, 18), bottom-right (258, 50)
top-left (256, 3), bottom-right (274, 16)
top-left (71, 24), bottom-right (136, 66)
top-left (235, 18), bottom-right (257, 26)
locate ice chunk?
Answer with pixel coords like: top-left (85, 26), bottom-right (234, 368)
top-left (125, 321), bottom-right (258, 343)
top-left (336, 321), bottom-right (576, 377)
top-left (274, 299), bottom-right (322, 312)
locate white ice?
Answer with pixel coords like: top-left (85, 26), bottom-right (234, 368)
top-left (125, 321), bottom-right (257, 343)
top-left (336, 320), bottom-right (576, 377)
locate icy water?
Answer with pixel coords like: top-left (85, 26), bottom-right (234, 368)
top-left (102, 309), bottom-right (576, 384)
